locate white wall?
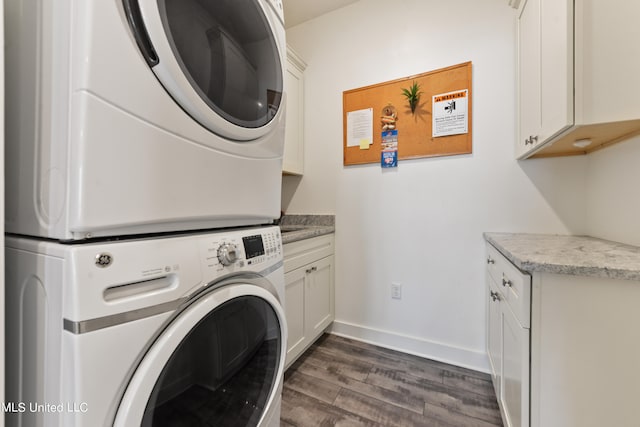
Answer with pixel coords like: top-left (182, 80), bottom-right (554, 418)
top-left (284, 0), bottom-right (588, 371)
top-left (586, 135), bottom-right (640, 246)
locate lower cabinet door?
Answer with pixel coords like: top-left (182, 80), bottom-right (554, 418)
top-left (487, 273), bottom-right (502, 397)
top-left (306, 255), bottom-right (334, 338)
top-left (283, 254), bottom-right (335, 368)
top-left (284, 267), bottom-right (308, 367)
top-left (501, 303), bottom-right (530, 427)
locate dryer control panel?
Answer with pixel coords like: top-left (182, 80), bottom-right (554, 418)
top-left (201, 227), bottom-right (282, 274)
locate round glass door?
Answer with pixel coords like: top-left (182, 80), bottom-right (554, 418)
top-left (144, 296), bottom-right (280, 426)
top-left (114, 285), bottom-right (286, 427)
top-left (124, 0), bottom-right (284, 140)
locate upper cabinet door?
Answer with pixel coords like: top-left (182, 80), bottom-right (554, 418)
top-left (517, 0), bottom-right (640, 159)
top-left (283, 47), bottom-right (306, 175)
top-left (517, 0), bottom-right (573, 159)
top-left (123, 0), bottom-right (284, 141)
top-left (539, 0), bottom-right (574, 142)
top-left (516, 0), bottom-right (542, 158)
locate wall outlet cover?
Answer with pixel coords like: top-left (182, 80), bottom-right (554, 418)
top-left (391, 283), bottom-right (402, 299)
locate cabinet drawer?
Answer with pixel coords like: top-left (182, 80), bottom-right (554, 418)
top-left (486, 243), bottom-right (532, 328)
top-left (485, 243), bottom-right (502, 285)
top-left (283, 234), bottom-right (334, 273)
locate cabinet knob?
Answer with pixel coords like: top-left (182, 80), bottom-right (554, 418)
top-left (487, 257), bottom-right (495, 265)
top-left (305, 266), bottom-right (317, 274)
top-left (490, 290), bottom-right (501, 302)
top-left (525, 135), bottom-right (539, 146)
top-left (502, 275), bottom-right (512, 287)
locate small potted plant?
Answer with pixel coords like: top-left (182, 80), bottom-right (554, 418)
top-left (401, 81), bottom-right (422, 114)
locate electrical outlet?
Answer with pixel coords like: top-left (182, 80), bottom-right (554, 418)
top-left (391, 282), bottom-right (402, 300)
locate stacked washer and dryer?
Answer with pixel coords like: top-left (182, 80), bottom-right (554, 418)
top-left (5, 0), bottom-right (288, 426)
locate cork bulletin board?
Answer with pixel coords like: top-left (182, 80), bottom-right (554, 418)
top-left (342, 62), bottom-right (472, 166)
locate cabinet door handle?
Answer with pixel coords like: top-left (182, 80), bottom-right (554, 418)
top-left (305, 266), bottom-right (317, 274)
top-left (490, 290), bottom-right (501, 302)
top-left (487, 257), bottom-right (495, 265)
top-left (502, 275), bottom-right (512, 287)
top-left (525, 135), bottom-right (539, 146)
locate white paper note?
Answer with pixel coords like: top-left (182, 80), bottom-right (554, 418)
top-left (347, 108), bottom-right (373, 148)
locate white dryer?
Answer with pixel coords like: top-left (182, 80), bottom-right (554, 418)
top-left (5, 226), bottom-right (286, 426)
top-left (5, 0), bottom-right (287, 241)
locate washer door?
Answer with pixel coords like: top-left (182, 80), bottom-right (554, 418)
top-left (114, 284), bottom-right (286, 426)
top-left (123, 0), bottom-right (284, 141)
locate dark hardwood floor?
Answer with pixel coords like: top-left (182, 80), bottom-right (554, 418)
top-left (281, 334), bottom-right (503, 427)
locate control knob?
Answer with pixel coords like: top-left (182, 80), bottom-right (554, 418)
top-left (217, 243), bottom-right (238, 266)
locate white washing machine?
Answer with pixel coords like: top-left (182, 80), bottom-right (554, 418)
top-left (5, 225), bottom-right (287, 427)
top-left (5, 0), bottom-right (287, 241)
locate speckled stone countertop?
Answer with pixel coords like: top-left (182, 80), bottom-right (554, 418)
top-left (484, 232), bottom-right (640, 281)
top-left (279, 215), bottom-right (335, 244)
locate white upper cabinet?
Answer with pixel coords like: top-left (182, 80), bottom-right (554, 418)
top-left (516, 0), bottom-right (640, 159)
top-left (516, 0), bottom-right (543, 158)
top-left (282, 46), bottom-right (306, 175)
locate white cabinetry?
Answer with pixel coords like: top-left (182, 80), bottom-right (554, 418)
top-left (486, 242), bottom-right (640, 427)
top-left (486, 244), bottom-right (530, 427)
top-left (486, 271), bottom-right (502, 398)
top-left (283, 47), bottom-right (306, 175)
top-left (516, 0), bottom-right (572, 158)
top-left (516, 0), bottom-right (640, 159)
top-left (283, 234), bottom-right (334, 368)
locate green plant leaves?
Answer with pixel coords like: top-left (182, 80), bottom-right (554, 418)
top-left (401, 81), bottom-right (422, 113)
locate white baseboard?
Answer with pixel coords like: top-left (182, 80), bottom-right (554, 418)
top-left (329, 320), bottom-right (490, 373)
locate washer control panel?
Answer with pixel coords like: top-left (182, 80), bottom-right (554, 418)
top-left (217, 243), bottom-right (238, 266)
top-left (201, 227), bottom-right (282, 273)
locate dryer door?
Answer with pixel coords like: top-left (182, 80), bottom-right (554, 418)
top-left (114, 284), bottom-right (286, 427)
top-left (123, 0), bottom-right (284, 141)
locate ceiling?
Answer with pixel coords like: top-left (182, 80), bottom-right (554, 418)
top-left (282, 0), bottom-right (360, 28)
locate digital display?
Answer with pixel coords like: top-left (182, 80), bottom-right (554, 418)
top-left (242, 235), bottom-right (265, 259)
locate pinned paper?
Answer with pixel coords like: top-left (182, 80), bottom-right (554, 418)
top-left (432, 89), bottom-right (468, 137)
top-left (381, 130), bottom-right (398, 168)
top-left (346, 108), bottom-right (373, 148)
top-left (359, 139), bottom-right (371, 150)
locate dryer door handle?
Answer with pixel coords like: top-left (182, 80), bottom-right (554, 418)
top-left (123, 0), bottom-right (160, 66)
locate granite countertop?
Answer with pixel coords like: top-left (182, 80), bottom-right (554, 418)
top-left (279, 215), bottom-right (335, 244)
top-left (484, 232), bottom-right (640, 281)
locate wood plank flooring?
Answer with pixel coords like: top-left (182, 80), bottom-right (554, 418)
top-left (281, 334), bottom-right (503, 427)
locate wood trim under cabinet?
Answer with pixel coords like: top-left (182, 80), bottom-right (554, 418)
top-left (527, 119), bottom-right (640, 158)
